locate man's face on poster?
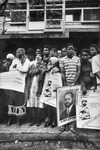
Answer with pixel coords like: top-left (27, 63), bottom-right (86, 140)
top-left (64, 93), bottom-right (73, 108)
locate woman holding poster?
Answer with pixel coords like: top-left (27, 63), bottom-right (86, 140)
top-left (40, 48), bottom-right (62, 128)
top-left (7, 48), bottom-right (30, 126)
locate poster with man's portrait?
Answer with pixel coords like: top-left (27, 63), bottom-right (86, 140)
top-left (57, 85), bottom-right (81, 127)
top-left (76, 90), bottom-right (100, 130)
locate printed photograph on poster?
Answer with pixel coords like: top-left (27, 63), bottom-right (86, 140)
top-left (57, 85), bottom-right (81, 127)
top-left (76, 90), bottom-right (100, 130)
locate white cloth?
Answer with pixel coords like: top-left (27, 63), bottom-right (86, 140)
top-left (6, 53), bottom-right (15, 60)
top-left (92, 54), bottom-right (100, 84)
top-left (27, 60), bottom-right (43, 108)
top-left (9, 58), bottom-right (30, 73)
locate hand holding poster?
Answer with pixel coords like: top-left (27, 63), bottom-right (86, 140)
top-left (76, 90), bottom-right (100, 130)
top-left (57, 85), bottom-right (81, 127)
top-left (0, 71), bottom-right (26, 92)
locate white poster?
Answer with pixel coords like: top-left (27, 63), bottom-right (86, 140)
top-left (57, 85), bottom-right (81, 127)
top-left (76, 90), bottom-right (100, 130)
top-left (0, 71), bottom-right (26, 93)
top-left (40, 72), bottom-right (62, 107)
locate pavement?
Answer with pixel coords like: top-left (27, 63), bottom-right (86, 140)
top-left (0, 122), bottom-right (100, 149)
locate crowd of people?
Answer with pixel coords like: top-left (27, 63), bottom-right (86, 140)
top-left (0, 42), bottom-right (100, 133)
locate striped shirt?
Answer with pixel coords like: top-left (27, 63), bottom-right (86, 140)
top-left (60, 56), bottom-right (80, 84)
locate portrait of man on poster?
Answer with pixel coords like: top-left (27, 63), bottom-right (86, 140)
top-left (60, 91), bottom-right (76, 121)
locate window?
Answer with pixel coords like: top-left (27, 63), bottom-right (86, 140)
top-left (84, 9), bottom-right (100, 21)
top-left (65, 10), bottom-right (81, 22)
top-left (30, 11), bottom-right (44, 21)
top-left (11, 11), bottom-right (26, 22)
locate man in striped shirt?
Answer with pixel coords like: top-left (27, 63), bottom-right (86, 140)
top-left (59, 43), bottom-right (80, 133)
top-left (60, 43), bottom-right (81, 86)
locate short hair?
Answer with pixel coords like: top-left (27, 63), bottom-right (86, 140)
top-left (61, 47), bottom-right (66, 52)
top-left (36, 48), bottom-right (42, 53)
top-left (81, 48), bottom-right (90, 55)
top-left (26, 48), bottom-right (35, 55)
top-left (89, 44), bottom-right (97, 51)
top-left (16, 48), bottom-right (25, 54)
top-left (43, 45), bottom-right (51, 51)
top-left (66, 43), bottom-right (74, 50)
top-left (64, 91), bottom-right (74, 99)
top-left (57, 49), bottom-right (61, 52)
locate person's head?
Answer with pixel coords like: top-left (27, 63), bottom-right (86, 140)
top-left (74, 47), bottom-right (78, 56)
top-left (66, 43), bottom-right (74, 58)
top-left (36, 48), bottom-right (42, 56)
top-left (64, 92), bottom-right (74, 108)
top-left (97, 43), bottom-right (100, 54)
top-left (49, 48), bottom-right (58, 58)
top-left (81, 49), bottom-right (90, 62)
top-left (57, 49), bottom-right (62, 58)
top-left (16, 48), bottom-right (25, 59)
top-left (61, 47), bottom-right (66, 57)
top-left (6, 53), bottom-right (15, 64)
top-left (26, 48), bottom-right (35, 61)
top-left (89, 44), bottom-right (97, 57)
top-left (43, 45), bottom-right (51, 56)
top-left (36, 55), bottom-right (42, 63)
top-left (82, 100), bottom-right (87, 107)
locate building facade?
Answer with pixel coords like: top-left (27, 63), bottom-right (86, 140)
top-left (0, 0), bottom-right (100, 57)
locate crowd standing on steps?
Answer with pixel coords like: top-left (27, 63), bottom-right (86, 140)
top-left (0, 42), bottom-right (100, 133)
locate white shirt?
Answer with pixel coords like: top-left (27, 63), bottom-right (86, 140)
top-left (66, 104), bottom-right (74, 116)
top-left (9, 58), bottom-right (30, 73)
top-left (92, 54), bottom-right (100, 84)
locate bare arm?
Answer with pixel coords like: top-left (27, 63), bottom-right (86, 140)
top-left (74, 65), bottom-right (81, 85)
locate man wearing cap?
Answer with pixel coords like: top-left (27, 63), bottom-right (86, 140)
top-left (1, 53), bottom-right (14, 72)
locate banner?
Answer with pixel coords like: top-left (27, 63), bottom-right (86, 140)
top-left (76, 90), bottom-right (100, 130)
top-left (57, 85), bottom-right (81, 127)
top-left (0, 71), bottom-right (26, 93)
top-left (40, 72), bottom-right (62, 107)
